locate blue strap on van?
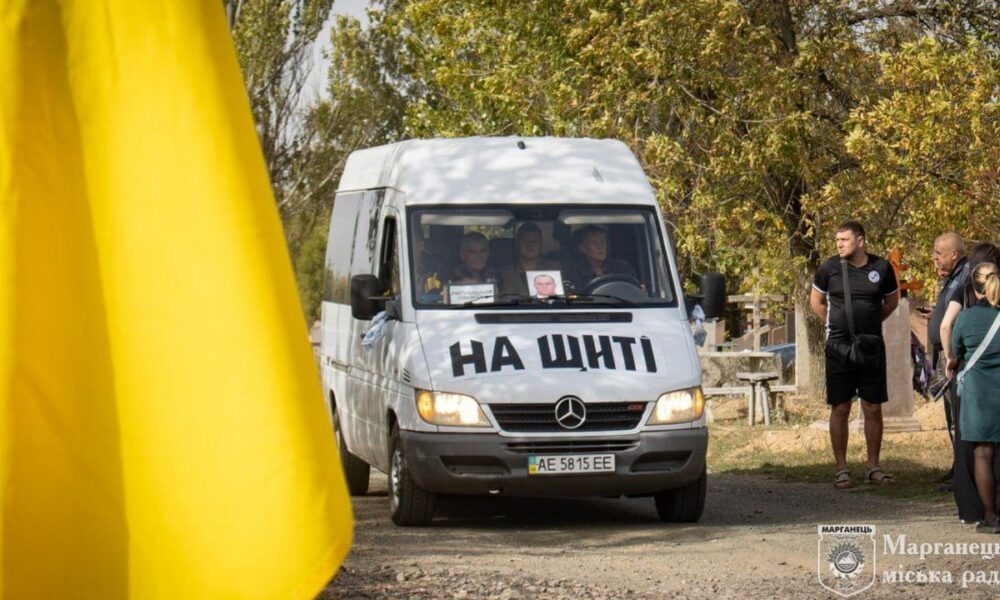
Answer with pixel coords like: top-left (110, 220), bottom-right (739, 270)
top-left (362, 311), bottom-right (389, 350)
top-left (691, 304), bottom-right (706, 347)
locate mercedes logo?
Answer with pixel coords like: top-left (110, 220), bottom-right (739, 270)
top-left (554, 396), bottom-right (586, 430)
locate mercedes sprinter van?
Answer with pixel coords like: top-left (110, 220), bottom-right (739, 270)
top-left (320, 137), bottom-right (719, 526)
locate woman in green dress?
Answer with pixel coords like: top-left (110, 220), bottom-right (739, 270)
top-left (948, 262), bottom-right (1000, 533)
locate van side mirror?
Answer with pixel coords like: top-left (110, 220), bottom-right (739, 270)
top-left (350, 274), bottom-right (386, 320)
top-left (699, 272), bottom-right (726, 320)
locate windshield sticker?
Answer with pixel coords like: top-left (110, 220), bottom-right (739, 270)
top-left (447, 283), bottom-right (495, 305)
top-left (449, 334), bottom-right (658, 377)
top-left (525, 270), bottom-right (563, 299)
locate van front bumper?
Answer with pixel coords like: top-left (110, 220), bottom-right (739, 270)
top-left (399, 428), bottom-right (708, 497)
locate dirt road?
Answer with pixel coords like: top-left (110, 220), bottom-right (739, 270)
top-left (324, 472), bottom-right (1000, 599)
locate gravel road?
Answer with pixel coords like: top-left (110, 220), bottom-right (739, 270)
top-left (323, 472), bottom-right (1000, 599)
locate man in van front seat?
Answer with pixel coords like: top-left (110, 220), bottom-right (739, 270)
top-left (449, 232), bottom-right (498, 285)
top-left (569, 225), bottom-right (637, 291)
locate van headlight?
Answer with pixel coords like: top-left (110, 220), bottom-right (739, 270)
top-left (415, 390), bottom-right (490, 427)
top-left (647, 387), bottom-right (705, 425)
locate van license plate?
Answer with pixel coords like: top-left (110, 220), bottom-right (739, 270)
top-left (527, 454), bottom-right (615, 476)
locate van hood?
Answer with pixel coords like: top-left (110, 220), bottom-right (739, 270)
top-left (414, 309), bottom-right (699, 404)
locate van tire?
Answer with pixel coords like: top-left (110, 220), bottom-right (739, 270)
top-left (334, 411), bottom-right (370, 496)
top-left (388, 425), bottom-right (435, 526)
top-left (653, 465), bottom-right (706, 523)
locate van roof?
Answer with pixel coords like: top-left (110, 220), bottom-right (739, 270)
top-left (336, 137), bottom-right (657, 205)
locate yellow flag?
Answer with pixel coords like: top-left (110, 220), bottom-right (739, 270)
top-left (0, 1), bottom-right (352, 598)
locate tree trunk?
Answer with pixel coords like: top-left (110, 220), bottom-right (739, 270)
top-left (794, 282), bottom-right (826, 403)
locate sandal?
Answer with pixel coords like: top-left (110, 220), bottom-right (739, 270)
top-left (833, 469), bottom-right (853, 489)
top-left (865, 466), bottom-right (894, 485)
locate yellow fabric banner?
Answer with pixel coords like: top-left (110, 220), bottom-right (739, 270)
top-left (0, 1), bottom-right (352, 598)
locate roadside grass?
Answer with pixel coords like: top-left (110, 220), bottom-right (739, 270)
top-left (707, 395), bottom-right (954, 502)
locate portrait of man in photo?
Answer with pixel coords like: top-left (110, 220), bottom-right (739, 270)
top-left (526, 270), bottom-right (563, 299)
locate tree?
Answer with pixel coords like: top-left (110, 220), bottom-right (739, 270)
top-left (226, 0), bottom-right (1000, 381)
top-left (840, 38), bottom-right (1000, 286)
top-left (226, 0), bottom-right (337, 319)
top-left (354, 0), bottom-right (999, 399)
top-left (226, 0), bottom-right (336, 226)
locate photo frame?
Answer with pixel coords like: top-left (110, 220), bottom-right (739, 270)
top-left (525, 270), bottom-right (564, 299)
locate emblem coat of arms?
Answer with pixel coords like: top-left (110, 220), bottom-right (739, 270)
top-left (817, 524), bottom-right (876, 597)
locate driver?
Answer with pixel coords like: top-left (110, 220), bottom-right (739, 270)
top-left (568, 225), bottom-right (638, 291)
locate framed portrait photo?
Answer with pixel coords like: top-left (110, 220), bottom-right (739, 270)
top-left (525, 270), bottom-right (564, 299)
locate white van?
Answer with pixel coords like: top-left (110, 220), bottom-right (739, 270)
top-left (320, 137), bottom-right (721, 526)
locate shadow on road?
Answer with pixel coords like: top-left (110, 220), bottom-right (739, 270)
top-left (720, 457), bottom-right (951, 503)
top-left (352, 470), bottom-right (953, 554)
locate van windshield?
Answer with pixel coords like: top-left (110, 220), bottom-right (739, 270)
top-left (408, 205), bottom-right (677, 309)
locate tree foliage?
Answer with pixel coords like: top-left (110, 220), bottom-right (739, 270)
top-left (321, 0), bottom-right (998, 400)
top-left (225, 0), bottom-right (1000, 324)
top-left (360, 0), bottom-right (999, 299)
top-left (226, 0), bottom-right (335, 226)
top-left (226, 0), bottom-right (337, 319)
top-left (841, 38), bottom-right (1000, 285)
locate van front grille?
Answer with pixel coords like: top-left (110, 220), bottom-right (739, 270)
top-left (489, 402), bottom-right (647, 433)
top-left (505, 439), bottom-right (639, 454)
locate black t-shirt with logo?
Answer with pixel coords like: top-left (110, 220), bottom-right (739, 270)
top-left (813, 254), bottom-right (898, 342)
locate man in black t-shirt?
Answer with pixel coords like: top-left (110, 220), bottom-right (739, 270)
top-left (810, 220), bottom-right (899, 488)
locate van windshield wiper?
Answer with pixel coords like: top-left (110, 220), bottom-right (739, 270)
top-left (544, 293), bottom-right (639, 308)
top-left (445, 292), bottom-right (639, 309)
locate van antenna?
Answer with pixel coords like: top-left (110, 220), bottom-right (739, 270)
top-left (517, 140), bottom-right (526, 150)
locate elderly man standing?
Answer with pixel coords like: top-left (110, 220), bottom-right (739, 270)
top-left (929, 232), bottom-right (970, 491)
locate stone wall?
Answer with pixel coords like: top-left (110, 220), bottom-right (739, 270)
top-left (698, 351), bottom-right (789, 387)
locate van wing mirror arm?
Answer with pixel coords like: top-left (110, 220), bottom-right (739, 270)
top-left (384, 298), bottom-right (401, 321)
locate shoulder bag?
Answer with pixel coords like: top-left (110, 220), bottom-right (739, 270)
top-left (841, 259), bottom-right (885, 369)
top-left (957, 310), bottom-right (1000, 397)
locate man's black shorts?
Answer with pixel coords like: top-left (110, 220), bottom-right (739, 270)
top-left (825, 338), bottom-right (888, 405)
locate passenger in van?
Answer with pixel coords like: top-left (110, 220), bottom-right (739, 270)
top-left (449, 232), bottom-right (498, 285)
top-left (499, 222), bottom-right (561, 296)
top-left (568, 225), bottom-right (638, 291)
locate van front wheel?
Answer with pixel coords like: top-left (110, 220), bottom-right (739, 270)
top-left (388, 425), bottom-right (435, 526)
top-left (653, 465), bottom-right (706, 523)
top-left (335, 412), bottom-right (370, 496)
